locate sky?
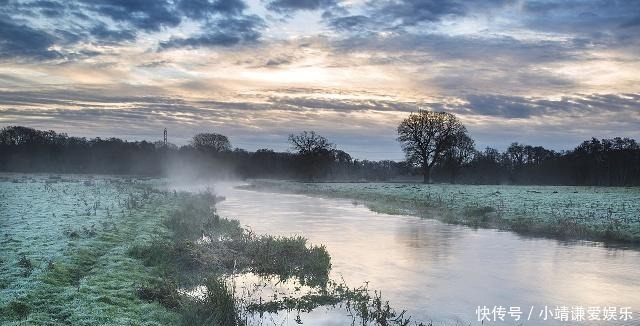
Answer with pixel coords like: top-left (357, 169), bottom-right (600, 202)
top-left (0, 0), bottom-right (639, 160)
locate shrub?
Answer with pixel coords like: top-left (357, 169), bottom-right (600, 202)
top-left (136, 278), bottom-right (181, 310)
top-left (128, 241), bottom-right (173, 267)
top-left (246, 236), bottom-right (331, 287)
top-left (180, 277), bottom-right (244, 326)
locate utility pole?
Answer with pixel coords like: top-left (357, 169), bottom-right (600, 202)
top-left (163, 128), bottom-right (167, 148)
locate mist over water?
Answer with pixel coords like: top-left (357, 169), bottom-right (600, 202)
top-left (207, 183), bottom-right (640, 326)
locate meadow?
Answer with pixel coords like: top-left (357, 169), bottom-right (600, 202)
top-left (0, 174), bottom-right (422, 325)
top-left (245, 181), bottom-right (640, 243)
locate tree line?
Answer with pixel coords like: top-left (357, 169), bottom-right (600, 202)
top-left (1, 111), bottom-right (639, 186)
top-left (0, 126), bottom-right (408, 181)
top-left (395, 110), bottom-right (640, 186)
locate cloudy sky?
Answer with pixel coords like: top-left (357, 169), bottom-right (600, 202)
top-left (1, 0), bottom-right (639, 159)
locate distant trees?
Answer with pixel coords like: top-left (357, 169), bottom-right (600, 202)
top-left (570, 137), bottom-right (640, 186)
top-left (2, 125), bottom-right (640, 186)
top-left (288, 131), bottom-right (335, 180)
top-left (0, 126), bottom-right (162, 175)
top-left (442, 133), bottom-right (475, 183)
top-left (191, 133), bottom-right (231, 152)
top-left (397, 110), bottom-right (471, 183)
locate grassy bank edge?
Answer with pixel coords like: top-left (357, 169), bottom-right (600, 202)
top-left (242, 180), bottom-right (640, 245)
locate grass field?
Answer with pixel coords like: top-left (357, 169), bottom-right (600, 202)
top-left (244, 180), bottom-right (640, 243)
top-left (0, 175), bottom-right (422, 325)
top-left (0, 174), bottom-right (180, 324)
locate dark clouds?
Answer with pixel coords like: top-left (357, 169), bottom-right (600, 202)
top-left (328, 15), bottom-right (371, 31)
top-left (326, 0), bottom-right (512, 32)
top-left (2, 0), bottom-right (640, 59)
top-left (265, 0), bottom-right (336, 13)
top-left (0, 15), bottom-right (60, 59)
top-left (89, 23), bottom-right (136, 43)
top-left (0, 0), bottom-right (264, 60)
top-left (264, 55), bottom-right (294, 67)
top-left (159, 15), bottom-right (264, 48)
top-left (518, 1), bottom-right (640, 46)
top-left (324, 0), bottom-right (640, 63)
top-left (178, 0), bottom-right (247, 19)
top-left (29, 0), bottom-right (66, 17)
top-left (79, 0), bottom-right (180, 32)
top-left (3, 88), bottom-right (638, 120)
top-left (369, 0), bottom-right (466, 26)
top-left (269, 93), bottom-right (640, 122)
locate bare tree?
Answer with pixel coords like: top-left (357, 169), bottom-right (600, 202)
top-left (191, 133), bottom-right (231, 152)
top-left (397, 110), bottom-right (469, 183)
top-left (288, 131), bottom-right (333, 155)
top-left (443, 133), bottom-right (476, 183)
top-left (288, 131), bottom-right (334, 180)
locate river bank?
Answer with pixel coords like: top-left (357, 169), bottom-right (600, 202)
top-left (0, 175), bottom-right (420, 325)
top-left (242, 180), bottom-right (640, 244)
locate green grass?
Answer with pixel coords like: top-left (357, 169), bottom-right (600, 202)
top-left (1, 175), bottom-right (426, 325)
top-left (0, 176), bottom-right (180, 325)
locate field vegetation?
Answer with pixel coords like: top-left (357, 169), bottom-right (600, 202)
top-left (0, 175), bottom-right (426, 325)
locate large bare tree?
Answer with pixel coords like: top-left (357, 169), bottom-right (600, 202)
top-left (191, 133), bottom-right (231, 152)
top-left (288, 131), bottom-right (333, 155)
top-left (288, 131), bottom-right (335, 180)
top-left (397, 110), bottom-right (469, 183)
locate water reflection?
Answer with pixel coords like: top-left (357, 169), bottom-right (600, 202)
top-left (210, 183), bottom-right (640, 326)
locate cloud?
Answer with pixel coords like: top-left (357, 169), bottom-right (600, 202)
top-left (1, 0), bottom-right (639, 158)
top-left (447, 93), bottom-right (640, 120)
top-left (0, 15), bottom-right (60, 60)
top-left (266, 0), bottom-right (337, 13)
top-left (325, 0), bottom-right (512, 32)
top-left (0, 0), bottom-right (267, 60)
top-left (259, 55), bottom-right (294, 67)
top-left (159, 15), bottom-right (264, 48)
top-left (1, 89), bottom-right (639, 158)
top-left (370, 0), bottom-right (466, 26)
top-left (177, 0), bottom-right (247, 18)
top-left (518, 1), bottom-right (640, 43)
top-left (78, 0), bottom-right (180, 32)
top-left (620, 15), bottom-right (640, 28)
top-left (327, 15), bottom-right (371, 31)
top-left (6, 88), bottom-right (634, 120)
top-left (137, 60), bottom-right (171, 68)
top-left (89, 24), bottom-right (136, 43)
top-left (30, 0), bottom-right (66, 17)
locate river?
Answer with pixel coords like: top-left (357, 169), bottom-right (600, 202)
top-left (212, 183), bottom-right (640, 326)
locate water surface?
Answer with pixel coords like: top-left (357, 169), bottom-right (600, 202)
top-left (212, 183), bottom-right (640, 326)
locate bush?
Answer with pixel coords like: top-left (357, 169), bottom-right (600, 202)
top-left (136, 278), bottom-right (181, 310)
top-left (128, 241), bottom-right (173, 267)
top-left (180, 277), bottom-right (244, 326)
top-left (246, 236), bottom-right (331, 287)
